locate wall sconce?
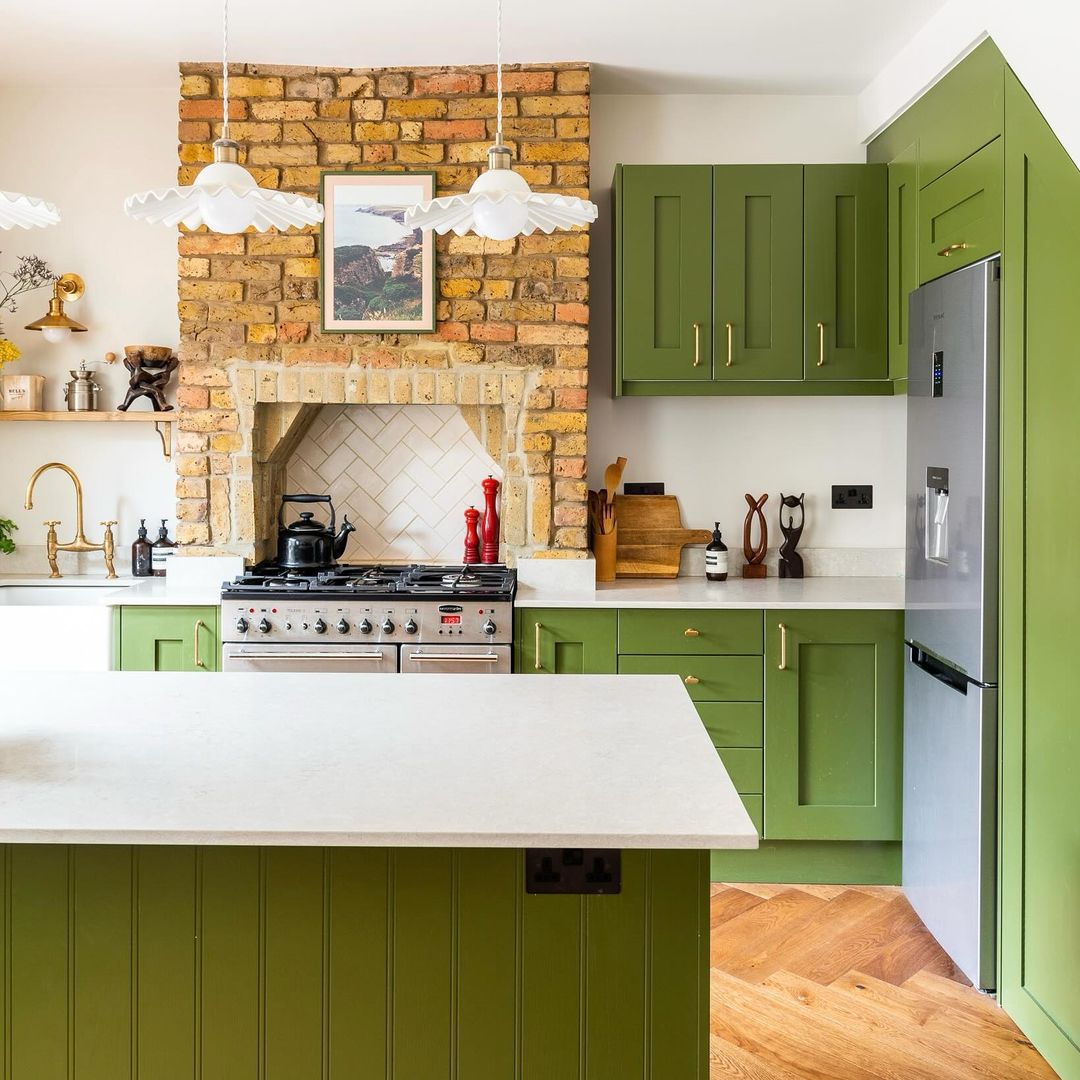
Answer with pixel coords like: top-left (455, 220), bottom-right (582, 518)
top-left (24, 273), bottom-right (88, 344)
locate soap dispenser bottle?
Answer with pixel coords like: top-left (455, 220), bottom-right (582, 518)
top-left (151, 519), bottom-right (177, 577)
top-left (131, 519), bottom-right (153, 577)
top-left (705, 523), bottom-right (729, 582)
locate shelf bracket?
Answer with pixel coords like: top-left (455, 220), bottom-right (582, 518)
top-left (154, 420), bottom-right (173, 460)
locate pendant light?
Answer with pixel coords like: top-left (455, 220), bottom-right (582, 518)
top-left (124, 0), bottom-right (323, 233)
top-left (405, 0), bottom-right (597, 241)
top-left (0, 190), bottom-right (60, 230)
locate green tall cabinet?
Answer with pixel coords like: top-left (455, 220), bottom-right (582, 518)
top-left (803, 164), bottom-right (888, 381)
top-left (763, 610), bottom-right (902, 841)
top-left (516, 608), bottom-right (617, 674)
top-left (117, 606), bottom-right (221, 672)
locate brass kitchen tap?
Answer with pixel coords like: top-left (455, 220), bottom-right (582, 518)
top-left (24, 462), bottom-right (117, 579)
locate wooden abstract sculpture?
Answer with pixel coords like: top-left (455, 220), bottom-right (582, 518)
top-left (117, 345), bottom-right (178, 412)
top-left (742, 493), bottom-right (769, 578)
top-left (778, 492), bottom-right (806, 579)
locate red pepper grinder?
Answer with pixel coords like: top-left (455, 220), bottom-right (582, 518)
top-left (480, 476), bottom-right (501, 564)
top-left (463, 506), bottom-right (480, 565)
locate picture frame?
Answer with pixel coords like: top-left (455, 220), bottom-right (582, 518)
top-left (319, 171), bottom-right (437, 334)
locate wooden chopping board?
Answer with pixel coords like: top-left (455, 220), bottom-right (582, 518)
top-left (614, 495), bottom-right (711, 578)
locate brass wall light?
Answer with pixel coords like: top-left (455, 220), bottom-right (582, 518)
top-left (25, 273), bottom-right (87, 344)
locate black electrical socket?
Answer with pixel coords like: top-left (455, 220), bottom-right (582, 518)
top-left (525, 848), bottom-right (622, 894)
top-left (832, 485), bottom-right (874, 509)
top-left (624, 482), bottom-right (664, 496)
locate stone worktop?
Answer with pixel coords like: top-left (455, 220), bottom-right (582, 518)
top-left (0, 672), bottom-right (757, 850)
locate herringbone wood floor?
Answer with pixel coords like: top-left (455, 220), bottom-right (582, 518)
top-left (709, 884), bottom-right (1058, 1079)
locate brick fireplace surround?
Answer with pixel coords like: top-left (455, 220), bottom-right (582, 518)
top-left (174, 60), bottom-right (590, 564)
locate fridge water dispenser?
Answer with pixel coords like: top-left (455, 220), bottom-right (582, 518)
top-left (926, 466), bottom-right (950, 563)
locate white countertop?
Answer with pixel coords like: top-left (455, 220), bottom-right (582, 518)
top-left (515, 575), bottom-right (905, 610)
top-left (0, 672), bottom-right (757, 850)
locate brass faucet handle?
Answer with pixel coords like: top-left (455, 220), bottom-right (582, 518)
top-left (100, 520), bottom-right (118, 527)
top-left (43, 520), bottom-right (61, 527)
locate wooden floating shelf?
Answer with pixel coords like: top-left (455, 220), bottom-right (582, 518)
top-left (0, 410), bottom-right (177, 459)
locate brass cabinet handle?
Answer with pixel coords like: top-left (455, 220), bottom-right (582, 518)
top-left (683, 627), bottom-right (700, 637)
top-left (194, 619), bottom-right (207, 669)
top-left (534, 621), bottom-right (543, 670)
top-left (778, 622), bottom-right (788, 671)
top-left (684, 675), bottom-right (700, 685)
top-left (938, 241), bottom-right (970, 257)
top-left (692, 322), bottom-right (702, 367)
top-left (816, 322), bottom-right (826, 367)
top-left (725, 321), bottom-right (734, 367)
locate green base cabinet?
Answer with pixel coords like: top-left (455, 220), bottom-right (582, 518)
top-left (0, 845), bottom-right (709, 1080)
top-left (116, 606), bottom-right (220, 671)
top-left (516, 607), bottom-right (617, 674)
top-left (764, 609), bottom-right (902, 842)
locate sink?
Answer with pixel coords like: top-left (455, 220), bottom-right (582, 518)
top-left (0, 581), bottom-right (128, 669)
top-left (0, 582), bottom-right (130, 606)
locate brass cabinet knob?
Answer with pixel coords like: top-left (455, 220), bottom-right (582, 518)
top-left (684, 675), bottom-right (700, 685)
top-left (683, 628), bottom-right (700, 637)
top-left (938, 241), bottom-right (970, 257)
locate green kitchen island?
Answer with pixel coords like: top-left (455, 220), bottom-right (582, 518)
top-left (0, 671), bottom-right (755, 1079)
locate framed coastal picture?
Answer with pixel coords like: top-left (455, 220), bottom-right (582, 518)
top-left (320, 171), bottom-right (436, 333)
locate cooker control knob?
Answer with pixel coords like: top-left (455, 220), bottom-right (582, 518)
top-left (336, 618), bottom-right (350, 634)
top-left (482, 619), bottom-right (496, 636)
top-left (404, 618), bottom-right (418, 635)
top-left (235, 617), bottom-right (248, 633)
top-left (314, 619), bottom-right (327, 635)
top-left (257, 618), bottom-right (271, 634)
top-left (358, 619), bottom-right (373, 635)
top-left (381, 617), bottom-right (395, 634)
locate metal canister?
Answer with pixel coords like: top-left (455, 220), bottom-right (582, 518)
top-left (64, 361), bottom-right (101, 412)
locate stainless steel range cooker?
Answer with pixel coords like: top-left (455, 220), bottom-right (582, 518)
top-left (220, 564), bottom-right (516, 674)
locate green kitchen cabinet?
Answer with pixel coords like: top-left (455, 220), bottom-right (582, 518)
top-left (117, 606), bottom-right (220, 672)
top-left (998, 70), bottom-right (1080, 1079)
top-left (887, 140), bottom-right (919, 382)
top-left (617, 654), bottom-right (762, 703)
top-left (713, 165), bottom-right (804, 380)
top-left (618, 608), bottom-right (762, 655)
top-left (517, 608), bottom-right (617, 674)
top-left (918, 137), bottom-right (1003, 283)
top-left (804, 164), bottom-right (888, 381)
top-left (763, 609), bottom-right (902, 841)
top-left (616, 165), bottom-right (713, 382)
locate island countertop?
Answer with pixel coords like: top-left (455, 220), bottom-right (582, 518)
top-left (0, 672), bottom-right (757, 850)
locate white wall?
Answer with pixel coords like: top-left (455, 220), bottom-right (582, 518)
top-left (0, 87), bottom-right (178, 565)
top-left (859, 0), bottom-right (1080, 168)
top-left (588, 94), bottom-right (907, 556)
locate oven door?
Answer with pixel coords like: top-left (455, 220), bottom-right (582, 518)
top-left (221, 643), bottom-right (399, 673)
top-left (399, 644), bottom-right (511, 674)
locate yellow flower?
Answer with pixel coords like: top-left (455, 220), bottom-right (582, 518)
top-left (0, 339), bottom-right (20, 370)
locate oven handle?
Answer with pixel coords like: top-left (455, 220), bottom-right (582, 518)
top-left (407, 653), bottom-right (502, 663)
top-left (227, 651), bottom-right (390, 660)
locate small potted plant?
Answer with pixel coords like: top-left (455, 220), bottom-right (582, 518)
top-left (0, 253), bottom-right (54, 410)
top-left (0, 518), bottom-right (16, 556)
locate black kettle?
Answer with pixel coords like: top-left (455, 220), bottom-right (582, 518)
top-left (277, 494), bottom-right (355, 570)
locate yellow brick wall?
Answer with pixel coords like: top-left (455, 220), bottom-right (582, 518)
top-left (175, 60), bottom-right (590, 560)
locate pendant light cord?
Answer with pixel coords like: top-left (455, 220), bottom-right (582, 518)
top-left (495, 0), bottom-right (503, 147)
top-left (221, 0), bottom-right (231, 141)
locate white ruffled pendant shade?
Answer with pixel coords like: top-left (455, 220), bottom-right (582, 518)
top-left (0, 190), bottom-right (61, 230)
top-left (406, 146), bottom-right (597, 241)
top-left (124, 140), bottom-right (324, 233)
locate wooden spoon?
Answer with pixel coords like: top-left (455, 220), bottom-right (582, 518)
top-left (604, 457), bottom-right (628, 497)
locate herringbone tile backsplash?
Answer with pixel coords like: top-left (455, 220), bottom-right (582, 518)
top-left (286, 404), bottom-right (502, 563)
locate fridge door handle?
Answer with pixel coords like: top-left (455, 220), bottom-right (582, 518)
top-left (908, 643), bottom-right (969, 695)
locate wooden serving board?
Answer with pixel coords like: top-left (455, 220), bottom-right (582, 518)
top-left (614, 495), bottom-right (711, 578)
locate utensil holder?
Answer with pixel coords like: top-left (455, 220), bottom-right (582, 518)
top-left (594, 524), bottom-right (617, 583)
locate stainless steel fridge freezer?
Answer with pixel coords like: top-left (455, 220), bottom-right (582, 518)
top-left (904, 255), bottom-right (999, 990)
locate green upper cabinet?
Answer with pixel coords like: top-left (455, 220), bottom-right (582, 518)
top-left (117, 606), bottom-right (221, 672)
top-left (887, 141), bottom-right (919, 382)
top-left (616, 165), bottom-right (713, 382)
top-left (764, 609), bottom-right (902, 841)
top-left (918, 137), bottom-right (1003, 283)
top-left (712, 165), bottom-right (804, 381)
top-left (804, 164), bottom-right (888, 381)
top-left (517, 608), bottom-right (617, 674)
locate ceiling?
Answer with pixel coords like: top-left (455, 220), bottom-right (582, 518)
top-left (0, 0), bottom-right (948, 94)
